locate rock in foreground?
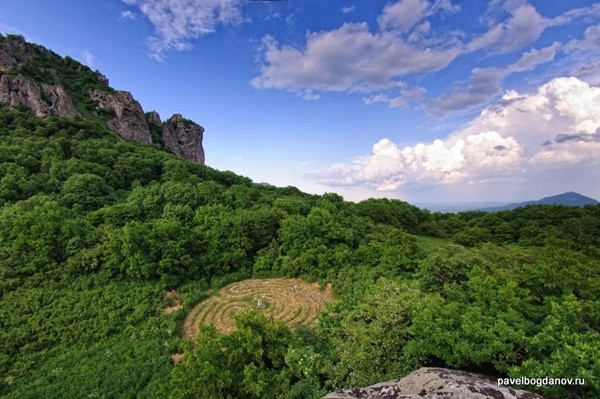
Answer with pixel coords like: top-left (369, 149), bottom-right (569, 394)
top-left (323, 368), bottom-right (545, 399)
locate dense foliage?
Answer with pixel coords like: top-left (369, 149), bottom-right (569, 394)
top-left (0, 107), bottom-right (598, 398)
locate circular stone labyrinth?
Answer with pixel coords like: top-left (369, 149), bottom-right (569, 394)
top-left (183, 278), bottom-right (334, 339)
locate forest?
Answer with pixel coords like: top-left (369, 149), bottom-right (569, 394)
top-left (0, 105), bottom-right (598, 399)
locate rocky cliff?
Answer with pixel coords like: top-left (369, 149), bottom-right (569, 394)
top-left (162, 114), bottom-right (205, 164)
top-left (0, 35), bottom-right (36, 71)
top-left (0, 74), bottom-right (78, 118)
top-left (0, 34), bottom-right (205, 164)
top-left (323, 368), bottom-right (545, 399)
top-left (145, 111), bottom-right (205, 164)
top-left (89, 88), bottom-right (152, 144)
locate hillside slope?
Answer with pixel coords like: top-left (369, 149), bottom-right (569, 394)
top-left (0, 33), bottom-right (204, 163)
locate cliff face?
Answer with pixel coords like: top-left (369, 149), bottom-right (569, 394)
top-left (162, 114), bottom-right (206, 164)
top-left (0, 34), bottom-right (205, 164)
top-left (145, 112), bottom-right (205, 164)
top-left (0, 36), bottom-right (36, 71)
top-left (0, 74), bottom-right (78, 118)
top-left (89, 89), bottom-right (152, 144)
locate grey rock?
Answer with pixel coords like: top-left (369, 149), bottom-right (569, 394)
top-left (89, 89), bottom-right (152, 144)
top-left (0, 35), bottom-right (36, 72)
top-left (0, 74), bottom-right (78, 118)
top-left (146, 110), bottom-right (162, 125)
top-left (162, 114), bottom-right (205, 164)
top-left (323, 368), bottom-right (545, 399)
top-left (98, 73), bottom-right (109, 87)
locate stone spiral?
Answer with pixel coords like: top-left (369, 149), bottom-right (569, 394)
top-left (183, 279), bottom-right (333, 339)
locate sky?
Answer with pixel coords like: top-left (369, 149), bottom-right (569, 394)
top-left (1, 0), bottom-right (599, 204)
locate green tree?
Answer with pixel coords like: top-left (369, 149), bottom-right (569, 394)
top-left (168, 311), bottom-right (322, 399)
top-left (59, 173), bottom-right (113, 210)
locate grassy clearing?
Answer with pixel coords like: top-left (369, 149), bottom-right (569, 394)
top-left (183, 278), bottom-right (334, 339)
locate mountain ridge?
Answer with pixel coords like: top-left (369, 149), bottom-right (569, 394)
top-left (0, 33), bottom-right (205, 164)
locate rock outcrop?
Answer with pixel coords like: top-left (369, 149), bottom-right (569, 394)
top-left (89, 89), bottom-right (152, 144)
top-left (0, 34), bottom-right (205, 164)
top-left (0, 35), bottom-right (36, 71)
top-left (0, 74), bottom-right (78, 118)
top-left (323, 368), bottom-right (545, 399)
top-left (146, 110), bottom-right (162, 126)
top-left (161, 114), bottom-right (205, 164)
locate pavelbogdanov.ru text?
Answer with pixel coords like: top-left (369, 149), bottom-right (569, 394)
top-left (497, 377), bottom-right (585, 388)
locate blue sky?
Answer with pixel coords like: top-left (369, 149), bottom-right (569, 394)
top-left (1, 0), bottom-right (599, 203)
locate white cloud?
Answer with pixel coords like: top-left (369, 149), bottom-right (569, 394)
top-left (252, 0), bottom-right (464, 97)
top-left (363, 83), bottom-right (426, 108)
top-left (427, 42), bottom-right (559, 116)
top-left (377, 0), bottom-right (460, 33)
top-left (468, 3), bottom-right (546, 54)
top-left (378, 0), bottom-right (431, 33)
top-left (469, 1), bottom-right (600, 55)
top-left (251, 23), bottom-right (463, 94)
top-left (547, 3), bottom-right (600, 27)
top-left (120, 10), bottom-right (137, 20)
top-left (299, 90), bottom-right (320, 101)
top-left (564, 24), bottom-right (600, 53)
top-left (318, 132), bottom-right (523, 191)
top-left (341, 6), bottom-right (355, 14)
top-left (432, 0), bottom-right (461, 14)
top-left (509, 42), bottom-right (560, 72)
top-left (122, 0), bottom-right (243, 60)
top-left (316, 77), bottom-right (600, 191)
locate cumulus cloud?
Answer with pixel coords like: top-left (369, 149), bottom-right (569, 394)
top-left (468, 3), bottom-right (546, 54)
top-left (122, 0), bottom-right (243, 60)
top-left (252, 0), bottom-right (464, 96)
top-left (251, 22), bottom-right (463, 94)
top-left (377, 0), bottom-right (460, 33)
top-left (427, 42), bottom-right (559, 116)
top-left (559, 24), bottom-right (600, 85)
top-left (469, 1), bottom-right (600, 55)
top-left (378, 0), bottom-right (431, 33)
top-left (316, 77), bottom-right (600, 191)
top-left (251, 0), bottom-right (594, 105)
top-left (318, 132), bottom-right (523, 191)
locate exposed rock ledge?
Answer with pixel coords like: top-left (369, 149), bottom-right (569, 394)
top-left (0, 74), bottom-right (78, 118)
top-left (162, 113), bottom-right (205, 164)
top-left (323, 368), bottom-right (545, 399)
top-left (89, 89), bottom-right (152, 144)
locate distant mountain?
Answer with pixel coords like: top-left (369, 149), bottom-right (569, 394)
top-left (416, 202), bottom-right (510, 213)
top-left (479, 191), bottom-right (599, 211)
